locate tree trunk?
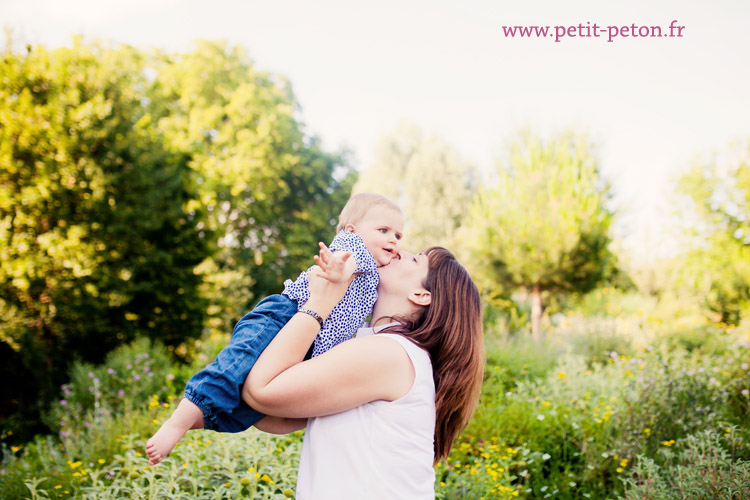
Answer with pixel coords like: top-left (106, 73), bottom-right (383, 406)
top-left (531, 282), bottom-right (543, 342)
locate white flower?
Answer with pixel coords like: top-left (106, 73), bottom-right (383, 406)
top-left (537, 414), bottom-right (545, 421)
top-left (742, 363), bottom-right (749, 370)
top-left (542, 453), bottom-right (551, 460)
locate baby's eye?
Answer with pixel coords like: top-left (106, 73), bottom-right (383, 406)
top-left (379, 228), bottom-right (388, 233)
top-left (395, 234), bottom-right (402, 240)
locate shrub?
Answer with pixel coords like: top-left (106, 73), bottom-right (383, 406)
top-left (620, 429), bottom-right (750, 500)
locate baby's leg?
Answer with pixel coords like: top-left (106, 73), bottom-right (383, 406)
top-left (146, 398), bottom-right (204, 466)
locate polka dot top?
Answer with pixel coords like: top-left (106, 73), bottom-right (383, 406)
top-left (282, 230), bottom-right (379, 357)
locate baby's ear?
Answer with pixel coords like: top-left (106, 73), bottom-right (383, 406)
top-left (344, 223), bottom-right (356, 233)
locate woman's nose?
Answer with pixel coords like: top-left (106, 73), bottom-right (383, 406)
top-left (399, 250), bottom-right (414, 260)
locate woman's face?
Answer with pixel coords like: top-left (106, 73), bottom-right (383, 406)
top-left (377, 249), bottom-right (430, 298)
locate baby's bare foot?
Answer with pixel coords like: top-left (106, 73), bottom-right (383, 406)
top-left (146, 420), bottom-right (186, 466)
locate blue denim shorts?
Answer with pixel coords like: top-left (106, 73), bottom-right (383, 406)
top-left (185, 294), bottom-right (298, 432)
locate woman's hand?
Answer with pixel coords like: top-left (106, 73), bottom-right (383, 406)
top-left (304, 243), bottom-right (355, 320)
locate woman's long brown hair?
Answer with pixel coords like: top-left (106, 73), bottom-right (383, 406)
top-left (384, 247), bottom-right (485, 463)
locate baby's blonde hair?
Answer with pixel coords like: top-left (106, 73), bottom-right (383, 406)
top-left (336, 193), bottom-right (402, 232)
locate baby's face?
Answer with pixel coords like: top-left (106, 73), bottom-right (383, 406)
top-left (350, 207), bottom-right (404, 267)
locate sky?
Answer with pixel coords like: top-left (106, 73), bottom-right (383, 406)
top-left (4, 0), bottom-right (750, 264)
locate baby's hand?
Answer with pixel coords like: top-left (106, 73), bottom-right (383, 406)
top-left (313, 242), bottom-right (356, 284)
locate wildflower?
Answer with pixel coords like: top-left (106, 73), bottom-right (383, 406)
top-left (620, 459), bottom-right (628, 467)
top-left (661, 440), bottom-right (675, 447)
top-left (152, 419), bottom-right (159, 424)
top-left (537, 415), bottom-right (545, 421)
top-left (558, 372), bottom-right (566, 379)
top-left (68, 460), bottom-right (82, 470)
top-left (60, 400), bottom-right (68, 406)
top-left (616, 467), bottom-right (623, 473)
top-left (98, 459), bottom-right (105, 464)
top-left (542, 453), bottom-right (551, 460)
top-left (742, 363), bottom-right (749, 370)
top-left (88, 372), bottom-right (95, 378)
top-left (55, 485), bottom-right (62, 489)
top-left (167, 373), bottom-right (175, 381)
top-left (118, 390), bottom-right (125, 397)
top-left (742, 389), bottom-right (749, 397)
top-left (11, 445), bottom-right (22, 453)
top-left (107, 368), bottom-right (116, 375)
top-left (643, 428), bottom-right (651, 435)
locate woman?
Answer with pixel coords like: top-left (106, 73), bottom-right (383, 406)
top-left (243, 246), bottom-right (484, 499)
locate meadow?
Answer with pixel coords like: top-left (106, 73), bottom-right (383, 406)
top-left (2, 288), bottom-right (749, 499)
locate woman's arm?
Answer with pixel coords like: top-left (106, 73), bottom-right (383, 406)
top-left (244, 331), bottom-right (414, 418)
top-left (254, 416), bottom-right (308, 434)
top-left (242, 250), bottom-right (415, 418)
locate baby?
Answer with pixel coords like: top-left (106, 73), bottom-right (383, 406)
top-left (146, 193), bottom-right (404, 465)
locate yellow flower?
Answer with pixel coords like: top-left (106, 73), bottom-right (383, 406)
top-left (55, 485), bottom-right (62, 490)
top-left (152, 419), bottom-right (159, 424)
top-left (558, 372), bottom-right (566, 379)
top-left (98, 459), bottom-right (105, 464)
top-left (643, 428), bottom-right (651, 435)
top-left (68, 460), bottom-right (82, 470)
top-left (261, 473), bottom-right (274, 484)
top-left (620, 459), bottom-right (629, 467)
top-left (11, 445), bottom-right (22, 453)
top-left (616, 467), bottom-right (623, 473)
top-left (661, 440), bottom-right (675, 447)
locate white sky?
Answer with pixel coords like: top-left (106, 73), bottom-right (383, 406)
top-left (4, 0), bottom-right (750, 264)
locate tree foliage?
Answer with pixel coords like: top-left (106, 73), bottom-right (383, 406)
top-left (352, 121), bottom-right (476, 251)
top-left (675, 141), bottom-right (750, 324)
top-left (0, 39), bottom-right (210, 436)
top-left (464, 131), bottom-right (615, 338)
top-left (0, 39), bottom-right (353, 439)
top-left (152, 41), bottom-right (354, 333)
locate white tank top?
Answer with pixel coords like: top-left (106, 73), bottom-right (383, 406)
top-left (296, 327), bottom-right (436, 500)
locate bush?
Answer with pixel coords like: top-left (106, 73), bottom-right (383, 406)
top-left (620, 429), bottom-right (750, 500)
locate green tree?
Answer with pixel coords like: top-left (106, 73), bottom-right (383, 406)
top-left (0, 40), bottom-right (209, 438)
top-left (464, 131), bottom-right (615, 340)
top-left (675, 141), bottom-right (750, 324)
top-left (353, 121), bottom-right (476, 251)
top-left (151, 40), bottom-right (354, 334)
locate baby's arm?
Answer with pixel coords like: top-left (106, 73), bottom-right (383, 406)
top-left (313, 242), bottom-right (356, 284)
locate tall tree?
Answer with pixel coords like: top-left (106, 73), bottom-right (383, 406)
top-left (353, 121), bottom-right (476, 251)
top-left (675, 141), bottom-right (750, 324)
top-left (0, 40), bottom-right (209, 437)
top-left (151, 41), bottom-right (354, 333)
top-left (464, 131), bottom-right (615, 340)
